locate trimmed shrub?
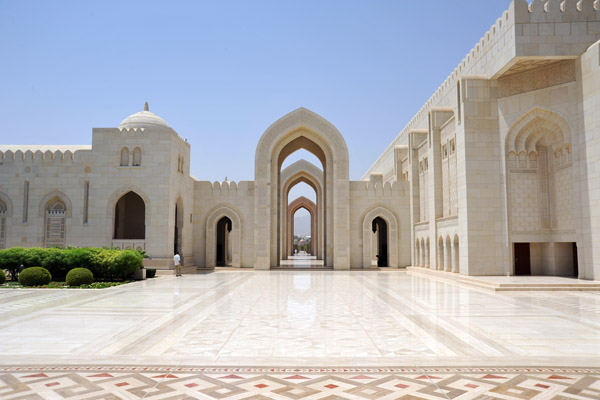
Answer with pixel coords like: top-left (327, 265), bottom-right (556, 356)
top-left (109, 250), bottom-right (143, 279)
top-left (146, 268), bottom-right (156, 278)
top-left (0, 247), bottom-right (27, 280)
top-left (66, 268), bottom-right (94, 286)
top-left (19, 267), bottom-right (52, 286)
top-left (0, 269), bottom-right (5, 284)
top-left (0, 247), bottom-right (144, 282)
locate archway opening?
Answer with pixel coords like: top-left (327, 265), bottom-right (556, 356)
top-left (372, 217), bottom-right (388, 267)
top-left (293, 207), bottom-right (311, 255)
top-left (216, 216), bottom-right (232, 266)
top-left (114, 191), bottom-right (145, 239)
top-left (174, 197), bottom-right (183, 256)
top-left (280, 155), bottom-right (323, 266)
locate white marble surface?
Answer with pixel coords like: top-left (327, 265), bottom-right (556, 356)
top-left (1, 271), bottom-right (599, 367)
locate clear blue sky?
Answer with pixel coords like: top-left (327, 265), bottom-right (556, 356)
top-left (1, 1), bottom-right (510, 184)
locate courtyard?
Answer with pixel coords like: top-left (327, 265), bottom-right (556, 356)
top-left (1, 270), bottom-right (599, 399)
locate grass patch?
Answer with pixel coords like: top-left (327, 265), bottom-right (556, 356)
top-left (0, 281), bottom-right (132, 289)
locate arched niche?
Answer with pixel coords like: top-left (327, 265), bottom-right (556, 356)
top-left (106, 186), bottom-right (151, 244)
top-left (287, 196), bottom-right (317, 257)
top-left (254, 108), bottom-right (349, 269)
top-left (205, 204), bottom-right (243, 268)
top-left (114, 191), bottom-right (146, 239)
top-left (360, 205), bottom-right (400, 268)
top-left (280, 160), bottom-right (324, 260)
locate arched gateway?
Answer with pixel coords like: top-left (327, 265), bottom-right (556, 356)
top-left (254, 108), bottom-right (350, 269)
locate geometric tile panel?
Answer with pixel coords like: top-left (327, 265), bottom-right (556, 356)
top-left (1, 366), bottom-right (599, 399)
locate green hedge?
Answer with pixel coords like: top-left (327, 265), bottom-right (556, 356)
top-left (66, 267), bottom-right (94, 286)
top-left (0, 247), bottom-right (143, 281)
top-left (19, 267), bottom-right (52, 286)
top-left (0, 269), bottom-right (5, 284)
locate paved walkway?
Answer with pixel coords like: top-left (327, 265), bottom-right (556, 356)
top-left (1, 270), bottom-right (599, 398)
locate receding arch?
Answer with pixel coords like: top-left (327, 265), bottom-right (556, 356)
top-left (205, 203), bottom-right (243, 268)
top-left (360, 205), bottom-right (400, 268)
top-left (114, 191), bottom-right (145, 239)
top-left (280, 161), bottom-right (324, 260)
top-left (287, 196), bottom-right (317, 257)
top-left (254, 107), bottom-right (349, 269)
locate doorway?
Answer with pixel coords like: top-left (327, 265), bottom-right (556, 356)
top-left (216, 216), bottom-right (232, 266)
top-left (514, 242), bottom-right (531, 276)
top-left (373, 217), bottom-right (388, 267)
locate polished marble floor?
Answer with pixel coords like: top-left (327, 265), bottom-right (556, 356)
top-left (1, 270), bottom-right (600, 398)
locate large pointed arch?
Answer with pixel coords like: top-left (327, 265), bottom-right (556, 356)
top-left (360, 204), bottom-right (400, 268)
top-left (254, 108), bottom-right (350, 269)
top-left (205, 203), bottom-right (243, 268)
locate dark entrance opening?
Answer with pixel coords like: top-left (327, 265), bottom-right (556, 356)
top-left (216, 216), bottom-right (232, 266)
top-left (372, 217), bottom-right (388, 267)
top-left (114, 191), bottom-right (145, 239)
top-left (514, 242), bottom-right (531, 276)
top-left (572, 242), bottom-right (579, 278)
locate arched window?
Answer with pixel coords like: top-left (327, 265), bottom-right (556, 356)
top-left (120, 147), bottom-right (129, 166)
top-left (45, 199), bottom-right (66, 247)
top-left (114, 191), bottom-right (145, 239)
top-left (132, 147), bottom-right (142, 166)
top-left (0, 199), bottom-right (6, 249)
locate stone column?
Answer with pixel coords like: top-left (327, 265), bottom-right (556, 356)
top-left (456, 77), bottom-right (506, 275)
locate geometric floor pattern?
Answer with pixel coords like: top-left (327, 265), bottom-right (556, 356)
top-left (2, 366), bottom-right (600, 399)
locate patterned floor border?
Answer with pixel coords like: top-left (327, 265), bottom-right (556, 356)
top-left (1, 365), bottom-right (600, 399)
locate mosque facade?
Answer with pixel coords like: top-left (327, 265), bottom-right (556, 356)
top-left (1, 0), bottom-right (600, 279)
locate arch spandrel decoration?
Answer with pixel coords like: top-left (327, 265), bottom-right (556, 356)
top-left (205, 203), bottom-right (243, 268)
top-left (254, 107), bottom-right (350, 269)
top-left (360, 205), bottom-right (400, 268)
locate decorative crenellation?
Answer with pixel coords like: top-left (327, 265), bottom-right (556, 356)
top-left (0, 148), bottom-right (90, 162)
top-left (351, 180), bottom-right (406, 197)
top-left (364, 0), bottom-right (599, 179)
top-left (197, 180), bottom-right (255, 197)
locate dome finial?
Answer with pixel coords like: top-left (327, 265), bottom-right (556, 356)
top-left (144, 102), bottom-right (149, 111)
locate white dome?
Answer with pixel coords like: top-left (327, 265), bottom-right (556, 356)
top-left (119, 102), bottom-right (170, 129)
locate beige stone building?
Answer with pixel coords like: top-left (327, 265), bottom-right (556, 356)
top-left (1, 0), bottom-right (599, 279)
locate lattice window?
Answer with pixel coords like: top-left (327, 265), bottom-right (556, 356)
top-left (0, 200), bottom-right (6, 249)
top-left (45, 199), bottom-right (66, 247)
